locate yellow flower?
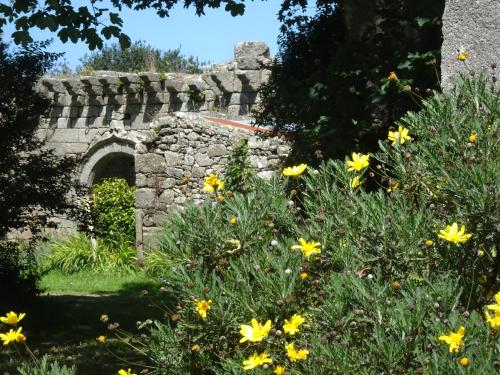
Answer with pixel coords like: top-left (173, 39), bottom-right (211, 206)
top-left (391, 280), bottom-right (400, 289)
top-left (100, 314), bottom-right (109, 322)
top-left (283, 314), bottom-right (305, 336)
top-left (242, 352), bottom-right (272, 371)
top-left (97, 335), bottom-right (106, 343)
top-left (204, 174), bottom-right (219, 187)
top-left (203, 184), bottom-right (215, 193)
top-left (0, 311), bottom-right (26, 326)
top-left (239, 318), bottom-right (272, 343)
top-left (285, 342), bottom-right (309, 362)
top-left (216, 195), bottom-right (225, 201)
top-left (484, 310), bottom-right (500, 330)
top-left (388, 126), bottom-right (411, 145)
top-left (299, 272), bottom-right (308, 280)
top-left (438, 326), bottom-right (465, 353)
top-left (16, 332), bottom-right (26, 344)
top-left (425, 240), bottom-right (434, 247)
top-left (388, 71), bottom-right (398, 81)
top-left (191, 344), bottom-right (201, 351)
top-left (274, 365), bottom-right (286, 374)
top-left (194, 299), bottom-right (212, 319)
top-left (291, 238), bottom-right (321, 259)
top-left (350, 176), bottom-right (361, 188)
top-left (118, 369), bottom-right (137, 375)
top-left (203, 174), bottom-right (224, 193)
top-left (468, 133), bottom-right (478, 142)
top-left (230, 217), bottom-right (238, 224)
top-left (457, 51), bottom-right (469, 61)
top-left (486, 291), bottom-right (500, 313)
top-left (438, 223), bottom-right (472, 243)
top-left (459, 357), bottom-right (469, 367)
top-left (0, 327), bottom-right (26, 346)
top-left (282, 164), bottom-right (307, 177)
top-left (346, 152), bottom-right (370, 172)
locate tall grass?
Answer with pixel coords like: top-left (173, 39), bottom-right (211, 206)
top-left (39, 233), bottom-right (136, 274)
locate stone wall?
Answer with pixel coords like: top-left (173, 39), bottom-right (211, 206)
top-left (34, 41), bottom-right (290, 245)
top-left (135, 113), bottom-right (289, 245)
top-left (37, 41), bottom-right (271, 161)
top-left (441, 0), bottom-right (500, 90)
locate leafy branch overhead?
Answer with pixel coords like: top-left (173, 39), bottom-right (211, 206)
top-left (255, 0), bottom-right (444, 162)
top-left (0, 0), bottom-right (248, 49)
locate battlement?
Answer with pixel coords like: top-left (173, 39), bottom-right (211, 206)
top-left (38, 41), bottom-right (271, 119)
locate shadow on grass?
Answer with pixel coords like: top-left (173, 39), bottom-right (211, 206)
top-left (1, 281), bottom-right (174, 374)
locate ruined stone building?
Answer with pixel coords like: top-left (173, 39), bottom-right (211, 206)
top-left (36, 42), bottom-right (290, 246)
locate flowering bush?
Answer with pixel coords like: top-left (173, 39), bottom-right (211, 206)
top-left (137, 75), bottom-right (499, 373)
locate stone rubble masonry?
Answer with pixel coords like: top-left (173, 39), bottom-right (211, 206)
top-left (441, 0), bottom-right (500, 90)
top-left (36, 41), bottom-right (291, 248)
top-left (136, 112), bottom-right (290, 244)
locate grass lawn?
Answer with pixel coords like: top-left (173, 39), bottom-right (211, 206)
top-left (1, 269), bottom-right (169, 374)
top-left (40, 269), bottom-right (160, 296)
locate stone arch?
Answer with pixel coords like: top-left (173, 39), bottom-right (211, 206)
top-left (79, 136), bottom-right (136, 187)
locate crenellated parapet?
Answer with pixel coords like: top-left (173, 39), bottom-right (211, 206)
top-left (37, 41), bottom-right (271, 136)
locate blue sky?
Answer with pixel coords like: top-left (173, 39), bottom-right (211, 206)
top-left (4, 0), bottom-right (293, 69)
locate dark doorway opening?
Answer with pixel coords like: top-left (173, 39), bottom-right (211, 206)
top-left (90, 152), bottom-right (135, 186)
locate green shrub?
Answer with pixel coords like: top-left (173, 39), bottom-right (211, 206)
top-left (224, 139), bottom-right (255, 194)
top-left (40, 233), bottom-right (136, 273)
top-left (17, 355), bottom-right (76, 375)
top-left (137, 76), bottom-right (498, 374)
top-left (153, 176), bottom-right (295, 275)
top-left (39, 233), bottom-right (96, 273)
top-left (91, 178), bottom-right (136, 245)
top-left (0, 240), bottom-right (40, 305)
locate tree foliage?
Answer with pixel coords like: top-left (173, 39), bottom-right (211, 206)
top-left (79, 41), bottom-right (204, 74)
top-left (0, 0), bottom-right (249, 49)
top-left (0, 41), bottom-right (75, 304)
top-left (0, 42), bottom-right (75, 237)
top-left (256, 0), bottom-right (445, 162)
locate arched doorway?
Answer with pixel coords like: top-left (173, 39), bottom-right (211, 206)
top-left (78, 137), bottom-right (143, 262)
top-left (90, 152), bottom-right (135, 186)
top-left (79, 138), bottom-right (136, 187)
